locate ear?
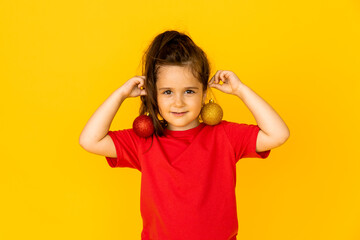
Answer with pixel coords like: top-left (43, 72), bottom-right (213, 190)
top-left (202, 90), bottom-right (207, 103)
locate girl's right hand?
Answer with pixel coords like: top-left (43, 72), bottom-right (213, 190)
top-left (120, 76), bottom-right (147, 98)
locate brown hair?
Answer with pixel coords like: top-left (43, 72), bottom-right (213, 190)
top-left (139, 30), bottom-right (211, 137)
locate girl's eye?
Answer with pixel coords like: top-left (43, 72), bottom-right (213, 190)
top-left (162, 90), bottom-right (195, 95)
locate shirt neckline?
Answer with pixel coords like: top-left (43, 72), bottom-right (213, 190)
top-left (164, 122), bottom-right (205, 138)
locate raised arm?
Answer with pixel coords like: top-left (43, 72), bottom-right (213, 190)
top-left (79, 76), bottom-right (147, 155)
top-left (209, 70), bottom-right (290, 152)
top-left (79, 87), bottom-right (126, 148)
top-left (235, 83), bottom-right (290, 152)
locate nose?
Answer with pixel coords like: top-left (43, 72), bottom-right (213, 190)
top-left (173, 93), bottom-right (185, 107)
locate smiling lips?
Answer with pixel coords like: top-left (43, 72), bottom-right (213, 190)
top-left (172, 112), bottom-right (187, 116)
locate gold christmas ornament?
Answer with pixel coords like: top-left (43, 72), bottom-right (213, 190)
top-left (200, 98), bottom-right (223, 125)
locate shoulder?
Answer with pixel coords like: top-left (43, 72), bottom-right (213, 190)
top-left (218, 120), bottom-right (249, 129)
top-left (199, 120), bottom-right (245, 131)
top-left (200, 120), bottom-right (250, 136)
top-left (109, 127), bottom-right (150, 145)
top-left (218, 120), bottom-right (260, 139)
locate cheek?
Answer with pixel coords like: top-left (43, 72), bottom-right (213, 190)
top-left (193, 97), bottom-right (203, 108)
top-left (157, 97), bottom-right (167, 112)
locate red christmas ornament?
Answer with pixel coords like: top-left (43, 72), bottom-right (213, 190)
top-left (133, 112), bottom-right (154, 138)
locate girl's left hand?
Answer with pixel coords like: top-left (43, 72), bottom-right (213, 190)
top-left (208, 70), bottom-right (244, 95)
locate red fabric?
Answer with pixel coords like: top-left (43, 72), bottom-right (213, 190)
top-left (105, 120), bottom-right (270, 240)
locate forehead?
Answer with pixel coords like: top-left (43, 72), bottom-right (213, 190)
top-left (156, 65), bottom-right (200, 87)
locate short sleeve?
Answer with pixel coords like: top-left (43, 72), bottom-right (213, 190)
top-left (105, 128), bottom-right (142, 171)
top-left (222, 120), bottom-right (270, 162)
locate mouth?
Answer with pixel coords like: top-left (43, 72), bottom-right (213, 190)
top-left (172, 112), bottom-right (187, 116)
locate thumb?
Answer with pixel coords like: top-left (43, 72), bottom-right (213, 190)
top-left (140, 89), bottom-right (147, 96)
top-left (209, 82), bottom-right (223, 91)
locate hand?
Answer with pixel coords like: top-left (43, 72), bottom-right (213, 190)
top-left (120, 76), bottom-right (147, 98)
top-left (208, 70), bottom-right (245, 95)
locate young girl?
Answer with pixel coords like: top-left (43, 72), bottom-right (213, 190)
top-left (79, 30), bottom-right (290, 240)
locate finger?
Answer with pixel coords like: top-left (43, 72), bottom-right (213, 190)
top-left (214, 70), bottom-right (222, 83)
top-left (137, 78), bottom-right (145, 88)
top-left (209, 82), bottom-right (217, 89)
top-left (221, 70), bottom-right (232, 84)
top-left (208, 75), bottom-right (214, 84)
top-left (134, 77), bottom-right (141, 85)
top-left (219, 71), bottom-right (224, 80)
top-left (210, 82), bottom-right (223, 91)
top-left (221, 70), bottom-right (231, 82)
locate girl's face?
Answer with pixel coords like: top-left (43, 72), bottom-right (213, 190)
top-left (156, 65), bottom-right (207, 131)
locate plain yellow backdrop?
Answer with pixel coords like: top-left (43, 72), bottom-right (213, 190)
top-left (1, 0), bottom-right (359, 239)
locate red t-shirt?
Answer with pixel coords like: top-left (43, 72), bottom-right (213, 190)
top-left (105, 120), bottom-right (270, 240)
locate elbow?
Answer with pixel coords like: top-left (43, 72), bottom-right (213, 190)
top-left (270, 127), bottom-right (290, 147)
top-left (79, 140), bottom-right (92, 152)
top-left (79, 139), bottom-right (86, 150)
top-left (79, 135), bottom-right (89, 149)
top-left (285, 126), bottom-right (290, 141)
top-left (278, 128), bottom-right (290, 145)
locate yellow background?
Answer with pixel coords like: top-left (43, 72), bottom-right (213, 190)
top-left (1, 0), bottom-right (359, 239)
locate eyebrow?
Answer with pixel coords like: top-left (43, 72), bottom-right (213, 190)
top-left (158, 87), bottom-right (199, 90)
